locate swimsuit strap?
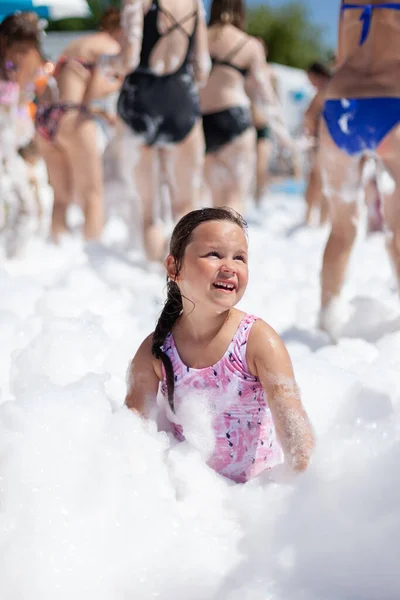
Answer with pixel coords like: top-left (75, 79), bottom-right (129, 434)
top-left (140, 0), bottom-right (197, 69)
top-left (158, 0), bottom-right (197, 40)
top-left (211, 37), bottom-right (249, 76)
top-left (231, 314), bottom-right (258, 351)
top-left (222, 37), bottom-right (249, 62)
top-left (342, 2), bottom-right (400, 45)
top-left (162, 314), bottom-right (258, 375)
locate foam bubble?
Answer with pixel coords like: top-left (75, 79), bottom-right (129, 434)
top-left (1, 191), bottom-right (400, 599)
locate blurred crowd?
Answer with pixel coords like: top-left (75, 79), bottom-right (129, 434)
top-left (0, 1), bottom-right (332, 261)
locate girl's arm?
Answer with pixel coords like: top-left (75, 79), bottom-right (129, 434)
top-left (247, 320), bottom-right (315, 472)
top-left (246, 38), bottom-right (271, 105)
top-left (125, 333), bottom-right (162, 416)
top-left (192, 0), bottom-right (211, 88)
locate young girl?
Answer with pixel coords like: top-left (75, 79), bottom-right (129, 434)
top-left (0, 13), bottom-right (42, 256)
top-left (125, 208), bottom-right (314, 483)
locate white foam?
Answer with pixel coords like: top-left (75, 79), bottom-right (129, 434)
top-left (1, 192), bottom-right (400, 599)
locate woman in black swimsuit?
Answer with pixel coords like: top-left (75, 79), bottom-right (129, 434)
top-left (199, 0), bottom-right (272, 215)
top-left (114, 0), bottom-right (210, 262)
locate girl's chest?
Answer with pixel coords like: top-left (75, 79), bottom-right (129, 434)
top-left (173, 336), bottom-right (234, 370)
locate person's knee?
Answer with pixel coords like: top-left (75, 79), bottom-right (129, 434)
top-left (330, 215), bottom-right (359, 245)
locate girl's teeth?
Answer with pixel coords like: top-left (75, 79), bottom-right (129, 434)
top-left (214, 283), bottom-right (234, 290)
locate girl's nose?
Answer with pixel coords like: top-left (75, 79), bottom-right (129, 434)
top-left (220, 261), bottom-right (236, 274)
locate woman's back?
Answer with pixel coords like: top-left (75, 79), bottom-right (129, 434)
top-left (200, 24), bottom-right (261, 113)
top-left (56, 32), bottom-right (121, 104)
top-left (140, 0), bottom-right (197, 74)
top-left (118, 0), bottom-right (209, 146)
top-left (327, 0), bottom-right (400, 98)
top-left (120, 0), bottom-right (209, 83)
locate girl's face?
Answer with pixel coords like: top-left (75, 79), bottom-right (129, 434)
top-left (170, 221), bottom-right (249, 314)
top-left (5, 43), bottom-right (41, 88)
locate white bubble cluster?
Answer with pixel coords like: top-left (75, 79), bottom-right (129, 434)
top-left (1, 188), bottom-right (400, 599)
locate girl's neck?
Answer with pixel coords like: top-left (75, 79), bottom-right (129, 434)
top-left (174, 308), bottom-right (232, 344)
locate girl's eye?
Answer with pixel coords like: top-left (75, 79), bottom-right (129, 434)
top-left (206, 251), bottom-right (221, 258)
top-left (234, 255), bottom-right (246, 262)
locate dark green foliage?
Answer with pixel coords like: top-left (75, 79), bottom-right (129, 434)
top-left (247, 3), bottom-right (331, 69)
top-left (46, 0), bottom-right (331, 68)
top-left (46, 17), bottom-right (95, 31)
top-left (46, 0), bottom-right (121, 31)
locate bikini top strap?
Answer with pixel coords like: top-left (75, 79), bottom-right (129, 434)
top-left (222, 36), bottom-right (249, 63)
top-left (341, 2), bottom-right (400, 45)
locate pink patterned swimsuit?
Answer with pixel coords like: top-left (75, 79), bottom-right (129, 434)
top-left (161, 314), bottom-right (284, 483)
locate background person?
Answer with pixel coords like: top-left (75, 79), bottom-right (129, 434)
top-left (112, 0), bottom-right (210, 262)
top-left (35, 7), bottom-right (123, 242)
top-left (318, 1), bottom-right (400, 336)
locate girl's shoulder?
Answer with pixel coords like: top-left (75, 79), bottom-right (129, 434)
top-left (135, 331), bottom-right (163, 380)
top-left (247, 317), bottom-right (284, 347)
top-left (246, 317), bottom-right (288, 372)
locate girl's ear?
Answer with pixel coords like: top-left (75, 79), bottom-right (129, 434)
top-left (165, 255), bottom-right (179, 281)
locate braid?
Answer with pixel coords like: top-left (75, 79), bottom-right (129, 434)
top-left (152, 280), bottom-right (183, 412)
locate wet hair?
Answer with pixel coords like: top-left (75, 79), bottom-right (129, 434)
top-left (0, 12), bottom-right (41, 78)
top-left (99, 7), bottom-right (121, 32)
top-left (209, 0), bottom-right (246, 31)
top-left (307, 61), bottom-right (331, 79)
top-left (152, 207), bottom-right (248, 412)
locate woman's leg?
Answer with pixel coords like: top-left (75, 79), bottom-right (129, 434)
top-left (104, 119), bottom-right (145, 252)
top-left (305, 150), bottom-right (329, 226)
top-left (377, 124), bottom-right (400, 289)
top-left (255, 137), bottom-right (273, 207)
top-left (169, 120), bottom-right (205, 220)
top-left (114, 120), bottom-right (166, 261)
top-left (204, 128), bottom-right (256, 215)
top-left (318, 119), bottom-right (363, 333)
top-left (64, 115), bottom-right (104, 240)
top-left (36, 133), bottom-right (73, 242)
top-left (135, 145), bottom-right (167, 261)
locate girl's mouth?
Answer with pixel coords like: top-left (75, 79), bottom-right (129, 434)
top-left (212, 282), bottom-right (236, 292)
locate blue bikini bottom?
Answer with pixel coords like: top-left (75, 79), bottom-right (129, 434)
top-left (323, 97), bottom-right (400, 156)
